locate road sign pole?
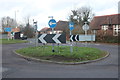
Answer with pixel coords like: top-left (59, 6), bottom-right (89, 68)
top-left (82, 22), bottom-right (89, 47)
top-left (33, 20), bottom-right (38, 47)
top-left (48, 18), bottom-right (57, 52)
top-left (70, 30), bottom-right (73, 53)
top-left (85, 30), bottom-right (87, 47)
top-left (36, 30), bottom-right (38, 47)
top-left (52, 28), bottom-right (55, 52)
top-left (76, 34), bottom-right (78, 52)
top-left (7, 32), bottom-right (10, 41)
top-left (36, 23), bottom-right (38, 47)
top-left (91, 30), bottom-right (93, 43)
top-left (58, 43), bottom-right (60, 53)
top-left (69, 22), bottom-right (74, 53)
top-left (52, 28), bottom-right (54, 34)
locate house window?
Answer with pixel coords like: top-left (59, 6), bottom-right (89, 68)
top-left (101, 25), bottom-right (108, 30)
top-left (113, 25), bottom-right (120, 36)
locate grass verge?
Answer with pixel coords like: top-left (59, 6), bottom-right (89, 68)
top-left (0, 39), bottom-right (28, 44)
top-left (15, 45), bottom-right (107, 62)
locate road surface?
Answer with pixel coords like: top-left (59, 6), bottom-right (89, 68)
top-left (2, 39), bottom-right (118, 78)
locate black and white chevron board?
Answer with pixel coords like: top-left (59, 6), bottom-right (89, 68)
top-left (38, 34), bottom-right (66, 43)
top-left (70, 35), bottom-right (95, 41)
top-left (70, 35), bottom-right (79, 42)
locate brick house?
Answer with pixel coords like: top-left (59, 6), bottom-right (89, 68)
top-left (90, 14), bottom-right (120, 36)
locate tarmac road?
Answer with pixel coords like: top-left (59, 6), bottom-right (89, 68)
top-left (2, 40), bottom-right (118, 78)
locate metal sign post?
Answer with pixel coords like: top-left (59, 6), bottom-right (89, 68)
top-left (85, 29), bottom-right (87, 47)
top-left (70, 30), bottom-right (73, 53)
top-left (52, 28), bottom-right (55, 52)
top-left (33, 20), bottom-right (38, 47)
top-left (69, 22), bottom-right (74, 53)
top-left (48, 18), bottom-right (57, 52)
top-left (82, 22), bottom-right (89, 47)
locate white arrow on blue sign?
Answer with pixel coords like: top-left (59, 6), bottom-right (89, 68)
top-left (4, 27), bottom-right (11, 32)
top-left (69, 22), bottom-right (74, 31)
top-left (48, 19), bottom-right (57, 28)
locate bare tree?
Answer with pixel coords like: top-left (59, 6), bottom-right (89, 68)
top-left (77, 7), bottom-right (95, 25)
top-left (1, 16), bottom-right (16, 28)
top-left (69, 6), bottom-right (94, 34)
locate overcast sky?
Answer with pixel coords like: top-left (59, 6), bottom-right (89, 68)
top-left (0, 0), bottom-right (119, 30)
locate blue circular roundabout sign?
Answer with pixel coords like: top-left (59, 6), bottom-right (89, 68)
top-left (48, 19), bottom-right (57, 28)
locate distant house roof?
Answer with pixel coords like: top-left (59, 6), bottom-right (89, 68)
top-left (40, 27), bottom-right (62, 32)
top-left (12, 27), bottom-right (20, 32)
top-left (54, 20), bottom-right (69, 31)
top-left (90, 14), bottom-right (120, 30)
top-left (40, 27), bottom-right (49, 32)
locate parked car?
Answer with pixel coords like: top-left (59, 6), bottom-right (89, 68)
top-left (14, 32), bottom-right (27, 40)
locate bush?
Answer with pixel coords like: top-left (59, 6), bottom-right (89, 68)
top-left (96, 35), bottom-right (118, 43)
top-left (23, 24), bottom-right (35, 38)
top-left (96, 30), bottom-right (118, 43)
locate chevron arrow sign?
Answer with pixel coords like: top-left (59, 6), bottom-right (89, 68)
top-left (38, 34), bottom-right (66, 43)
top-left (70, 35), bottom-right (79, 42)
top-left (70, 34), bottom-right (95, 42)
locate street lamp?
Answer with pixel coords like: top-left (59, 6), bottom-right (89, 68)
top-left (15, 10), bottom-right (19, 28)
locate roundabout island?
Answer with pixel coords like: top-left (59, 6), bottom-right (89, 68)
top-left (14, 45), bottom-right (109, 64)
